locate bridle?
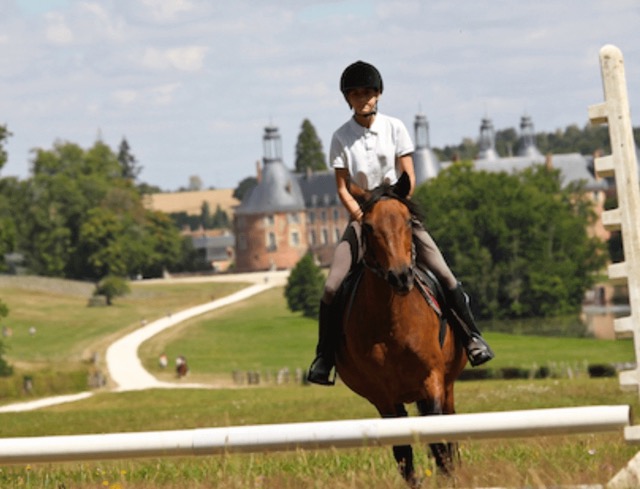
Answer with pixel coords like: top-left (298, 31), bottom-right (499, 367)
top-left (360, 197), bottom-right (417, 286)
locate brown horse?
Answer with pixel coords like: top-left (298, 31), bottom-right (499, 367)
top-left (335, 172), bottom-right (467, 487)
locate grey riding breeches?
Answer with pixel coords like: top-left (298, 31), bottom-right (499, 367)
top-left (322, 219), bottom-right (457, 304)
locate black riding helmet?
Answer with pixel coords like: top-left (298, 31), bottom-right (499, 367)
top-left (340, 61), bottom-right (384, 101)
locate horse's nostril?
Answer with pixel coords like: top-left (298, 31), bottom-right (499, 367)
top-left (388, 267), bottom-right (414, 293)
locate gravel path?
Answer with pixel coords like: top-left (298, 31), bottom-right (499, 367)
top-left (0, 271), bottom-right (289, 413)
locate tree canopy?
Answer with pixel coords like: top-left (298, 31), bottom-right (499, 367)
top-left (413, 162), bottom-right (607, 319)
top-left (4, 139), bottom-right (185, 280)
top-left (294, 119), bottom-right (327, 173)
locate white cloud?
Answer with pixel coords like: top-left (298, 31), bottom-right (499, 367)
top-left (150, 82), bottom-right (181, 105)
top-left (166, 46), bottom-right (207, 72)
top-left (140, 0), bottom-right (195, 20)
top-left (113, 89), bottom-right (138, 106)
top-left (44, 12), bottom-right (74, 44)
top-left (141, 46), bottom-right (206, 72)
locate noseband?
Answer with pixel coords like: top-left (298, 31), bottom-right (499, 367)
top-left (360, 197), bottom-right (417, 286)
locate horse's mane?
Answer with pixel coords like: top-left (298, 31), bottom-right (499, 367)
top-left (360, 182), bottom-right (425, 222)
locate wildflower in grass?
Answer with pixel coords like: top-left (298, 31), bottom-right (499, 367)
top-left (424, 468), bottom-right (432, 477)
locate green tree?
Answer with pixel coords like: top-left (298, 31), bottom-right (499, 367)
top-left (0, 124), bottom-right (11, 172)
top-left (94, 275), bottom-right (130, 306)
top-left (15, 140), bottom-right (184, 280)
top-left (0, 179), bottom-right (17, 272)
top-left (414, 162), bottom-right (606, 319)
top-left (211, 204), bottom-right (229, 228)
top-left (233, 176), bottom-right (257, 201)
top-left (0, 299), bottom-right (12, 376)
top-left (284, 253), bottom-right (325, 319)
top-left (117, 137), bottom-right (142, 181)
top-left (294, 119), bottom-right (327, 173)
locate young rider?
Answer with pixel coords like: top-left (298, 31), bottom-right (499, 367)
top-left (307, 60), bottom-right (494, 386)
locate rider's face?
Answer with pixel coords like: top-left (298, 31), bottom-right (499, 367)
top-left (347, 88), bottom-right (380, 115)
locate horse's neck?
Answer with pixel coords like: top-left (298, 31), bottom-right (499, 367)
top-left (357, 270), bottom-right (398, 321)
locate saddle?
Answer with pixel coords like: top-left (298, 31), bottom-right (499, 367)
top-left (336, 261), bottom-right (450, 347)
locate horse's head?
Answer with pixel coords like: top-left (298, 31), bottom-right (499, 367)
top-left (350, 172), bottom-right (418, 295)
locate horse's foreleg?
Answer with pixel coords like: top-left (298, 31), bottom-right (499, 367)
top-left (379, 404), bottom-right (420, 488)
top-left (417, 376), bottom-right (457, 476)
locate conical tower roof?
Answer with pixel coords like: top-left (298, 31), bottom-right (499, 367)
top-left (235, 125), bottom-right (305, 215)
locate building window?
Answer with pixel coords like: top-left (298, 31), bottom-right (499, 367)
top-left (307, 211), bottom-right (315, 224)
top-left (321, 228), bottom-right (329, 245)
top-left (334, 228), bottom-right (340, 243)
top-left (291, 231), bottom-right (300, 246)
top-left (333, 208), bottom-right (339, 221)
top-left (264, 215), bottom-right (275, 226)
top-left (320, 210), bottom-right (327, 222)
top-left (309, 230), bottom-right (316, 245)
top-left (288, 212), bottom-right (300, 224)
top-left (266, 232), bottom-right (277, 251)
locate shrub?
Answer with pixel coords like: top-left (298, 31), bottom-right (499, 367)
top-left (94, 275), bottom-right (130, 306)
top-left (284, 254), bottom-right (324, 319)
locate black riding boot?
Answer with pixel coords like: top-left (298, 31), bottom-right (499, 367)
top-left (445, 283), bottom-right (494, 367)
top-left (307, 301), bottom-right (338, 386)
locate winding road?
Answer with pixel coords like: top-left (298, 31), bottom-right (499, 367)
top-left (0, 271), bottom-right (289, 413)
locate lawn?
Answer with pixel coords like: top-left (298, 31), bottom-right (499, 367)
top-left (139, 286), bottom-right (635, 383)
top-left (0, 276), bottom-right (638, 488)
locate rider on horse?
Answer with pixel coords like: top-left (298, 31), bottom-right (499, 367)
top-left (307, 61), bottom-right (494, 386)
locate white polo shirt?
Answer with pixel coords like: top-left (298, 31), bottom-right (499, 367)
top-left (330, 113), bottom-right (414, 190)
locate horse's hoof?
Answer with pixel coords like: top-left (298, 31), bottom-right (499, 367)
top-left (407, 475), bottom-right (423, 489)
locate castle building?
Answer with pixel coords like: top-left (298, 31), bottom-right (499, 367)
top-left (233, 114), bottom-right (612, 272)
top-left (233, 116), bottom-right (441, 272)
top-left (233, 126), bottom-right (309, 272)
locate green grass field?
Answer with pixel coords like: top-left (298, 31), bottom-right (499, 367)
top-left (0, 277), bottom-right (638, 488)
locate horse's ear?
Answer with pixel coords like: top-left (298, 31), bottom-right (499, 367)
top-left (348, 178), bottom-right (369, 205)
top-left (394, 172), bottom-right (411, 199)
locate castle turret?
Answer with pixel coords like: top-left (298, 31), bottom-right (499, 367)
top-left (412, 113), bottom-right (441, 183)
top-left (476, 117), bottom-right (499, 161)
top-left (517, 115), bottom-right (543, 159)
top-left (234, 125), bottom-right (307, 272)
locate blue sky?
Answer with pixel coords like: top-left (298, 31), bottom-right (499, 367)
top-left (1, 0), bottom-right (639, 191)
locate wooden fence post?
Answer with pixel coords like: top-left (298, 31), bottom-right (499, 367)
top-left (588, 44), bottom-right (640, 442)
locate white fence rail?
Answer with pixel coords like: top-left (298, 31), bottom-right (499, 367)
top-left (0, 405), bottom-right (630, 465)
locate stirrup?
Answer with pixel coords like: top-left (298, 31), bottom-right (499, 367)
top-left (466, 335), bottom-right (494, 367)
top-left (307, 356), bottom-right (336, 386)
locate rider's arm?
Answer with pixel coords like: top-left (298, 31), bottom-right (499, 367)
top-left (335, 168), bottom-right (363, 222)
top-left (397, 153), bottom-right (416, 197)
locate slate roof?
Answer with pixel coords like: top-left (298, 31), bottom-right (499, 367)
top-left (296, 170), bottom-right (340, 207)
top-left (235, 159), bottom-right (306, 215)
